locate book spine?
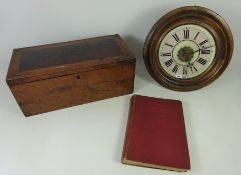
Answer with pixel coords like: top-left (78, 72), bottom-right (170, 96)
top-left (121, 95), bottom-right (136, 162)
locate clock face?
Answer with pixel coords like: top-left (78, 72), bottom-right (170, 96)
top-left (143, 6), bottom-right (233, 91)
top-left (158, 24), bottom-right (216, 79)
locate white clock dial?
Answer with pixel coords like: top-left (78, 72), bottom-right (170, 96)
top-left (158, 24), bottom-right (216, 79)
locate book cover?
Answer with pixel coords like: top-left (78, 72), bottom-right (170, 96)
top-left (122, 95), bottom-right (190, 171)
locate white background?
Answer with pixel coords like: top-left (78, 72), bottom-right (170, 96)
top-left (0, 0), bottom-right (241, 175)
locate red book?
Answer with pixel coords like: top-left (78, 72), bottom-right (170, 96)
top-left (122, 95), bottom-right (190, 171)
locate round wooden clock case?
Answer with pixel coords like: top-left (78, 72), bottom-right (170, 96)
top-left (143, 6), bottom-right (234, 91)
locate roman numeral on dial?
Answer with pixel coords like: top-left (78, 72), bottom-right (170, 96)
top-left (199, 39), bottom-right (208, 46)
top-left (183, 67), bottom-right (187, 75)
top-left (189, 65), bottom-right (198, 73)
top-left (165, 43), bottom-right (174, 48)
top-left (184, 28), bottom-right (189, 39)
top-left (201, 49), bottom-right (210, 54)
top-left (161, 52), bottom-right (171, 57)
top-left (194, 32), bottom-right (200, 40)
top-left (172, 33), bottom-right (180, 42)
top-left (172, 65), bottom-right (179, 73)
top-left (197, 58), bottom-right (207, 65)
top-left (164, 59), bottom-right (173, 67)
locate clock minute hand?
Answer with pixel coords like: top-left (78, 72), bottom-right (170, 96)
top-left (193, 45), bottom-right (214, 53)
top-left (203, 45), bottom-right (214, 49)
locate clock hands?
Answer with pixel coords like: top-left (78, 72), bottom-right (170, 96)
top-left (202, 45), bottom-right (214, 49)
top-left (185, 46), bottom-right (214, 71)
top-left (183, 45), bottom-right (214, 56)
top-left (193, 45), bottom-right (214, 53)
top-left (187, 61), bottom-right (198, 73)
top-left (176, 45), bottom-right (214, 66)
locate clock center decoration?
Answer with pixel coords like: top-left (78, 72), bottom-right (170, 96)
top-left (177, 46), bottom-right (194, 62)
top-left (144, 6), bottom-right (233, 91)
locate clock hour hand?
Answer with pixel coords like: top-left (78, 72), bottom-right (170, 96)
top-left (187, 61), bottom-right (192, 67)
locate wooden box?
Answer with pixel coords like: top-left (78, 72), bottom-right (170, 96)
top-left (6, 34), bottom-right (136, 117)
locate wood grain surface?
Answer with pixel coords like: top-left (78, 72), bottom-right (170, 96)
top-left (6, 34), bottom-right (136, 116)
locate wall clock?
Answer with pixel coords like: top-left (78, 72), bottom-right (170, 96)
top-left (143, 6), bottom-right (233, 91)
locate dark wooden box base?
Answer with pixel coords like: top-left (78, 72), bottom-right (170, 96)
top-left (10, 64), bottom-right (134, 116)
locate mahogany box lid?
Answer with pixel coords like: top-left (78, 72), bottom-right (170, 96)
top-left (6, 34), bottom-right (135, 85)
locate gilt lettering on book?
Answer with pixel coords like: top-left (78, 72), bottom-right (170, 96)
top-left (122, 95), bottom-right (190, 171)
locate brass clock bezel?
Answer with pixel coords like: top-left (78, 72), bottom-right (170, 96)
top-left (143, 6), bottom-right (233, 91)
